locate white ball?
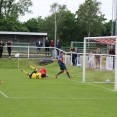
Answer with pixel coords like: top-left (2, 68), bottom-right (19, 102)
top-left (106, 79), bottom-right (110, 83)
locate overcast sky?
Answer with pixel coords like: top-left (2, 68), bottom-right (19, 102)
top-left (19, 0), bottom-right (112, 22)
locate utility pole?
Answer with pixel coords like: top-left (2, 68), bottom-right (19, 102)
top-left (54, 8), bottom-right (57, 58)
top-left (111, 0), bottom-right (117, 36)
top-left (50, 3), bottom-right (66, 58)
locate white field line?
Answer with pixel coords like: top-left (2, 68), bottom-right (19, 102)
top-left (7, 97), bottom-right (117, 100)
top-left (0, 90), bottom-right (8, 98)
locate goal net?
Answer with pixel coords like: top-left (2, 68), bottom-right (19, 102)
top-left (82, 36), bottom-right (117, 91)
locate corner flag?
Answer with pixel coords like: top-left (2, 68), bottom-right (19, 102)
top-left (15, 53), bottom-right (20, 69)
top-left (15, 53), bottom-right (19, 58)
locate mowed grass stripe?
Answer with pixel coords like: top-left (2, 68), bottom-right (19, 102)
top-left (0, 59), bottom-right (117, 117)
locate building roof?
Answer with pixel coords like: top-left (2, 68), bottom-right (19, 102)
top-left (0, 31), bottom-right (47, 36)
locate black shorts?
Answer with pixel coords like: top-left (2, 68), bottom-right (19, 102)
top-left (45, 48), bottom-right (49, 51)
top-left (37, 48), bottom-right (41, 50)
top-left (59, 64), bottom-right (67, 70)
top-left (7, 48), bottom-right (11, 53)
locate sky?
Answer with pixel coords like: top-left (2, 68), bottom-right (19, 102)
top-left (19, 0), bottom-right (112, 22)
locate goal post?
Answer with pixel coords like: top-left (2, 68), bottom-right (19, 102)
top-left (83, 36), bottom-right (117, 91)
top-left (115, 36), bottom-right (117, 91)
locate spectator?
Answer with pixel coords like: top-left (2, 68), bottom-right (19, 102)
top-left (36, 39), bottom-right (42, 55)
top-left (88, 51), bottom-right (94, 68)
top-left (109, 45), bottom-right (115, 69)
top-left (6, 40), bottom-right (12, 59)
top-left (74, 47), bottom-right (81, 66)
top-left (95, 47), bottom-right (101, 69)
top-left (45, 37), bottom-right (50, 55)
top-left (50, 40), bottom-right (54, 58)
top-left (56, 39), bottom-right (61, 56)
top-left (70, 45), bottom-right (75, 66)
top-left (0, 40), bottom-right (4, 58)
top-left (70, 45), bottom-right (75, 52)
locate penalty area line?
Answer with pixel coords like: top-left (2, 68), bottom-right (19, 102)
top-left (7, 96), bottom-right (117, 100)
top-left (0, 90), bottom-right (8, 98)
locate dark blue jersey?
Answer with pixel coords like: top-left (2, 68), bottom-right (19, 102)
top-left (58, 55), bottom-right (64, 65)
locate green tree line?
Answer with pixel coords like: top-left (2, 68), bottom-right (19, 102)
top-left (0, 0), bottom-right (112, 46)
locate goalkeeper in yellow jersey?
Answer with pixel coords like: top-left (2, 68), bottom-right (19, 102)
top-left (20, 65), bottom-right (47, 79)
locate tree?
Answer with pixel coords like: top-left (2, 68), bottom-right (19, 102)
top-left (59, 11), bottom-right (78, 46)
top-left (50, 2), bottom-right (67, 45)
top-left (23, 18), bottom-right (40, 32)
top-left (36, 16), bottom-right (46, 32)
top-left (102, 20), bottom-right (112, 36)
top-left (0, 15), bottom-right (28, 31)
top-left (76, 0), bottom-right (106, 40)
top-left (44, 15), bottom-right (55, 39)
top-left (23, 17), bottom-right (46, 32)
top-left (0, 0), bottom-right (33, 19)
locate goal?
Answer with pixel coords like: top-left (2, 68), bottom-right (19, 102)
top-left (82, 36), bottom-right (117, 91)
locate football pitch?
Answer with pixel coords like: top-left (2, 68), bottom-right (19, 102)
top-left (0, 59), bottom-right (117, 117)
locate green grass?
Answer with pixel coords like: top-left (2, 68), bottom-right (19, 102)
top-left (86, 68), bottom-right (115, 82)
top-left (0, 58), bottom-right (117, 117)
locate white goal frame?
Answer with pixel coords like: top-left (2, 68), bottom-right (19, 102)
top-left (83, 36), bottom-right (117, 91)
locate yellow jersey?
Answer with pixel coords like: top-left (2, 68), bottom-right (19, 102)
top-left (31, 73), bottom-right (42, 79)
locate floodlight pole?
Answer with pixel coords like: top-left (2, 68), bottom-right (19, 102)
top-left (111, 0), bottom-right (117, 36)
top-left (111, 0), bottom-right (114, 36)
top-left (54, 9), bottom-right (57, 58)
top-left (115, 0), bottom-right (117, 36)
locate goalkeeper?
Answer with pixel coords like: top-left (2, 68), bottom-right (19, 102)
top-left (20, 65), bottom-right (48, 79)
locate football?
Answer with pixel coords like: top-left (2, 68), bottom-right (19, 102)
top-left (106, 79), bottom-right (110, 83)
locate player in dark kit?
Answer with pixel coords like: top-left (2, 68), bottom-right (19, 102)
top-left (56, 51), bottom-right (73, 79)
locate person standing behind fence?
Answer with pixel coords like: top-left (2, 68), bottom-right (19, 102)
top-left (45, 37), bottom-right (50, 55)
top-left (74, 47), bottom-right (81, 66)
top-left (6, 40), bottom-right (12, 59)
top-left (0, 40), bottom-right (4, 58)
top-left (70, 45), bottom-right (75, 66)
top-left (36, 39), bottom-right (42, 55)
top-left (56, 40), bottom-right (61, 56)
top-left (88, 51), bottom-right (94, 68)
top-left (109, 45), bottom-right (115, 69)
top-left (50, 40), bottom-right (54, 58)
top-left (95, 47), bottom-right (101, 69)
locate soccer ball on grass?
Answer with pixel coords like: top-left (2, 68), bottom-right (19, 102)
top-left (106, 79), bottom-right (110, 83)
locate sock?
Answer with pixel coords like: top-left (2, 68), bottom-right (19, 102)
top-left (66, 72), bottom-right (70, 77)
top-left (22, 70), bottom-right (29, 75)
top-left (29, 65), bottom-right (36, 70)
top-left (57, 71), bottom-right (63, 75)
